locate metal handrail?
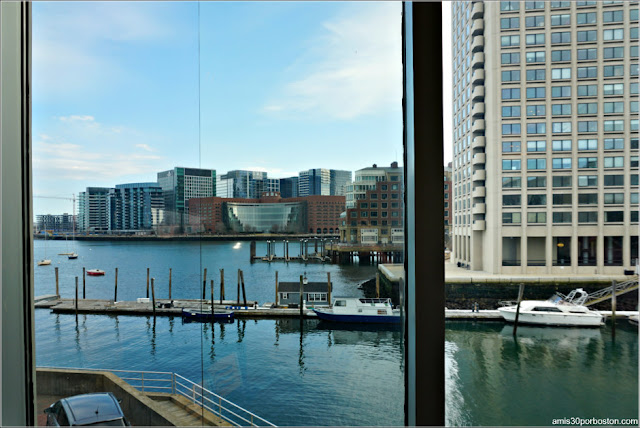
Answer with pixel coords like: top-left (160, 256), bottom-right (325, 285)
top-left (37, 366), bottom-right (276, 427)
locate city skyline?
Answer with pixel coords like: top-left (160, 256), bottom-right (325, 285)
top-left (32, 2), bottom-right (405, 215)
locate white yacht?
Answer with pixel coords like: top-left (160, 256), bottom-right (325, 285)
top-left (313, 297), bottom-right (401, 324)
top-left (498, 288), bottom-right (604, 327)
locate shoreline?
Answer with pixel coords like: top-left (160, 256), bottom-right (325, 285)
top-left (33, 233), bottom-right (339, 242)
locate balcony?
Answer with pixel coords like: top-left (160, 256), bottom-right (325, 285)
top-left (471, 85), bottom-right (485, 101)
top-left (472, 186), bottom-right (486, 199)
top-left (472, 19), bottom-right (484, 36)
top-left (471, 1), bottom-right (484, 19)
top-left (471, 102), bottom-right (484, 117)
top-left (471, 136), bottom-right (486, 149)
top-left (472, 69), bottom-right (485, 85)
top-left (472, 169), bottom-right (486, 182)
top-left (472, 203), bottom-right (486, 214)
top-left (471, 119), bottom-right (485, 134)
top-left (472, 219), bottom-right (486, 231)
top-left (471, 36), bottom-right (484, 53)
top-left (472, 152), bottom-right (486, 165)
top-left (472, 52), bottom-right (484, 69)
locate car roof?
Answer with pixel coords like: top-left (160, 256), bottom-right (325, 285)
top-left (62, 393), bottom-right (124, 425)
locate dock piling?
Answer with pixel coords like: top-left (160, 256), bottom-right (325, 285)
top-left (299, 275), bottom-right (304, 318)
top-left (75, 276), bottom-right (79, 315)
top-left (146, 268), bottom-right (150, 299)
top-left (114, 268), bottom-right (118, 302)
top-left (211, 279), bottom-right (215, 321)
top-left (275, 271), bottom-right (279, 307)
top-left (55, 267), bottom-right (59, 296)
top-left (151, 277), bottom-right (156, 318)
top-left (82, 267), bottom-right (86, 299)
top-left (375, 272), bottom-right (380, 298)
top-left (169, 268), bottom-right (172, 300)
top-left (327, 272), bottom-right (331, 305)
top-left (513, 283), bottom-right (525, 336)
top-left (237, 269), bottom-right (240, 305)
top-left (202, 268), bottom-right (208, 300)
top-left (611, 280), bottom-right (617, 339)
top-left (220, 269), bottom-right (225, 304)
top-left (240, 270), bottom-right (247, 307)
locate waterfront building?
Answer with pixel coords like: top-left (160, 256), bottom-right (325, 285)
top-left (339, 169), bottom-right (404, 244)
top-left (451, 1), bottom-right (639, 274)
top-left (276, 280), bottom-right (331, 307)
top-left (35, 213), bottom-right (76, 233)
top-left (110, 182), bottom-right (164, 232)
top-left (345, 162), bottom-right (403, 209)
top-left (215, 170), bottom-right (279, 199)
top-left (298, 168), bottom-right (352, 197)
top-left (279, 176), bottom-right (299, 198)
top-left (188, 192), bottom-right (345, 234)
top-left (445, 162), bottom-right (452, 247)
top-left (216, 176), bottom-right (234, 198)
top-left (78, 187), bottom-right (111, 232)
top-left (157, 167), bottom-right (215, 226)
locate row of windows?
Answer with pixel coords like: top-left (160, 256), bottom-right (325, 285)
top-left (502, 50), bottom-right (637, 67)
top-left (502, 138), bottom-right (639, 153)
top-left (502, 65), bottom-right (638, 84)
top-left (502, 82), bottom-right (640, 100)
top-left (502, 193), bottom-right (638, 206)
top-left (501, 120), bottom-right (638, 135)
top-left (502, 174), bottom-right (639, 189)
top-left (501, 10), bottom-right (638, 30)
top-left (501, 1), bottom-right (626, 13)
top-left (502, 211), bottom-right (636, 224)
top-left (502, 156), bottom-right (639, 171)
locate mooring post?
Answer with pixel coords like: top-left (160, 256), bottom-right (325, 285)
top-left (299, 275), bottom-right (304, 319)
top-left (611, 280), bottom-right (617, 339)
top-left (286, 241), bottom-right (289, 261)
top-left (376, 272), bottom-right (380, 298)
top-left (202, 268), bottom-right (208, 300)
top-left (399, 277), bottom-right (404, 318)
top-left (275, 271), bottom-right (279, 307)
top-left (327, 272), bottom-right (332, 305)
top-left (220, 269), bottom-right (225, 304)
top-left (146, 267), bottom-right (150, 299)
top-left (169, 268), bottom-right (172, 300)
top-left (151, 278), bottom-right (156, 318)
top-left (55, 267), bottom-right (59, 296)
top-left (82, 267), bottom-right (86, 299)
top-left (211, 279), bottom-right (215, 320)
top-left (513, 283), bottom-right (525, 336)
top-left (250, 241), bottom-right (256, 261)
top-left (114, 268), bottom-right (118, 302)
top-left (237, 269), bottom-right (241, 305)
top-left (75, 276), bottom-right (79, 315)
top-left (240, 270), bottom-right (247, 307)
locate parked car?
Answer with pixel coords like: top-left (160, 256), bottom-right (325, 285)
top-left (44, 392), bottom-right (130, 426)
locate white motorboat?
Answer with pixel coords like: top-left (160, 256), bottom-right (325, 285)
top-left (313, 297), bottom-right (401, 324)
top-left (498, 288), bottom-right (604, 327)
top-left (37, 259), bottom-right (52, 266)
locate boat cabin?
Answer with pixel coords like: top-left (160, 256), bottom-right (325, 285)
top-left (277, 281), bottom-right (331, 307)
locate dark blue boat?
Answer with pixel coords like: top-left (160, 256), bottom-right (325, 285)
top-left (181, 308), bottom-right (234, 322)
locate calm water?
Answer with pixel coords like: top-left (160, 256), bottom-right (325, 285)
top-left (34, 240), bottom-right (638, 426)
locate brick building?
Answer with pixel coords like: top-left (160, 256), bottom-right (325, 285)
top-left (188, 193), bottom-right (345, 234)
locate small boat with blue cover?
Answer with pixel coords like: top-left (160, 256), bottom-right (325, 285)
top-left (312, 297), bottom-right (401, 324)
top-left (181, 308), bottom-right (234, 322)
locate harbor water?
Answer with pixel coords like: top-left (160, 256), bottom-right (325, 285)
top-left (35, 240), bottom-right (638, 426)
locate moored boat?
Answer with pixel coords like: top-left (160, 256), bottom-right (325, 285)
top-left (498, 288), bottom-right (604, 327)
top-left (37, 259), bottom-right (52, 266)
top-left (86, 269), bottom-right (105, 276)
top-left (312, 298), bottom-right (401, 324)
top-left (68, 253), bottom-right (78, 259)
top-left (181, 308), bottom-right (234, 322)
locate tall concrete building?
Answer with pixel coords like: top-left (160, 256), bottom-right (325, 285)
top-left (110, 182), bottom-right (164, 231)
top-left (215, 170), bottom-right (277, 199)
top-left (78, 187), bottom-right (111, 232)
top-left (157, 167), bottom-right (215, 226)
top-left (451, 1), bottom-right (638, 274)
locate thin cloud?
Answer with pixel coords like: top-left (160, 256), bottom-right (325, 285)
top-left (262, 2), bottom-right (402, 120)
top-left (136, 144), bottom-right (154, 152)
top-left (59, 115), bottom-right (95, 122)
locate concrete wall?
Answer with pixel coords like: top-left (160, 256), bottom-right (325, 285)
top-left (36, 368), bottom-right (175, 426)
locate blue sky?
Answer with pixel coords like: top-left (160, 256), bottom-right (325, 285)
top-left (32, 1), bottom-right (407, 215)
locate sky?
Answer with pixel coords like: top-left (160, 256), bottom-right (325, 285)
top-left (33, 1), bottom-right (451, 215)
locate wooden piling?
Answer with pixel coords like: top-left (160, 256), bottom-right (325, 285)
top-left (146, 268), bottom-right (150, 299)
top-left (202, 268), bottom-right (208, 300)
top-left (240, 270), bottom-right (247, 307)
top-left (55, 267), bottom-right (59, 296)
top-left (169, 268), bottom-right (172, 300)
top-left (211, 279), bottom-right (215, 320)
top-left (513, 283), bottom-right (525, 336)
top-left (275, 271), bottom-right (279, 307)
top-left (299, 275), bottom-right (304, 318)
top-left (250, 241), bottom-right (256, 261)
top-left (75, 276), bottom-right (79, 315)
top-left (151, 277), bottom-right (156, 318)
top-left (327, 272), bottom-right (332, 305)
top-left (237, 269), bottom-right (241, 305)
top-left (114, 268), bottom-right (118, 302)
top-left (82, 267), bottom-right (86, 299)
top-left (611, 280), bottom-right (617, 338)
top-left (220, 269), bottom-right (225, 304)
top-left (376, 272), bottom-right (380, 298)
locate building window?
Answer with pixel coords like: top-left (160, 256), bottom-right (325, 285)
top-left (551, 49), bottom-right (571, 62)
top-left (503, 195), bottom-right (521, 206)
top-left (578, 212), bottom-right (598, 224)
top-left (578, 84), bottom-right (598, 96)
top-left (578, 193), bottom-right (598, 205)
top-left (553, 176), bottom-right (572, 188)
top-left (501, 35), bottom-right (521, 47)
top-left (525, 1), bottom-right (545, 10)
top-left (526, 51), bottom-right (546, 63)
top-left (603, 120), bottom-right (624, 132)
top-left (527, 176), bottom-right (547, 188)
top-left (552, 121), bottom-right (572, 133)
top-left (552, 103), bottom-right (572, 116)
top-left (577, 30), bottom-right (597, 42)
top-left (501, 70), bottom-right (521, 82)
top-left (603, 28), bottom-right (624, 41)
top-left (604, 193), bottom-right (624, 205)
top-left (577, 102), bottom-right (597, 114)
top-left (604, 212), bottom-right (624, 223)
top-left (527, 123), bottom-right (546, 135)
top-left (578, 157), bottom-right (598, 169)
top-left (527, 158), bottom-right (546, 170)
top-left (578, 139), bottom-right (598, 151)
top-left (502, 159), bottom-right (521, 171)
top-left (552, 158), bottom-right (572, 169)
top-left (551, 31), bottom-right (571, 44)
top-left (603, 83), bottom-right (624, 95)
top-left (578, 121), bottom-right (598, 133)
top-left (502, 141), bottom-right (521, 152)
top-left (604, 175), bottom-right (624, 186)
top-left (551, 86), bottom-right (571, 98)
top-left (501, 1), bottom-right (520, 11)
top-left (527, 212), bottom-right (547, 224)
top-left (527, 140), bottom-right (546, 152)
top-left (552, 140), bottom-right (572, 152)
top-left (577, 12), bottom-right (597, 25)
top-left (526, 104), bottom-right (546, 117)
top-left (577, 48), bottom-right (597, 61)
top-left (551, 68), bottom-right (571, 80)
top-left (552, 212), bottom-right (572, 223)
top-left (502, 88), bottom-right (521, 100)
top-left (502, 106), bottom-right (521, 118)
top-left (604, 65), bottom-right (624, 78)
top-left (526, 87), bottom-right (546, 99)
top-left (526, 69), bottom-right (546, 81)
top-left (501, 17), bottom-right (520, 29)
top-left (503, 177), bottom-right (522, 188)
top-left (502, 212), bottom-right (522, 224)
top-left (603, 10), bottom-right (624, 23)
top-left (551, 14), bottom-right (570, 26)
top-left (528, 194), bottom-right (546, 206)
top-left (577, 66), bottom-right (598, 79)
